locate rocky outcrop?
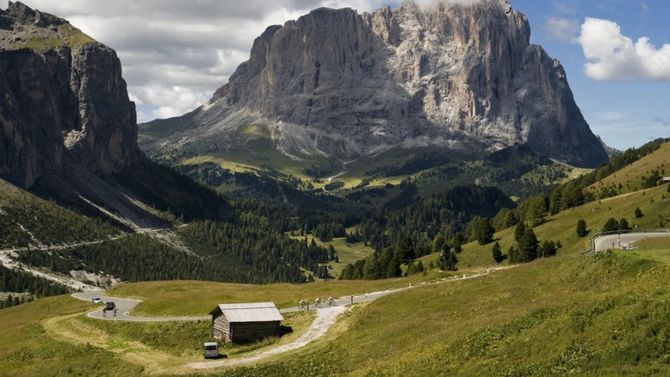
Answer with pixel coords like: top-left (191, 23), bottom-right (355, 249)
top-left (0, 1), bottom-right (137, 188)
top-left (143, 0), bottom-right (607, 168)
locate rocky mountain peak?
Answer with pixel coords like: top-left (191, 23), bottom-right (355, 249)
top-left (5, 1), bottom-right (66, 28)
top-left (143, 1), bottom-right (608, 168)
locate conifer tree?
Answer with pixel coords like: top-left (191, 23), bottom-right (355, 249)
top-left (576, 219), bottom-right (588, 238)
top-left (492, 242), bottom-right (504, 263)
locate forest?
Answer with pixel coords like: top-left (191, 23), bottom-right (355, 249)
top-left (0, 265), bottom-right (69, 308)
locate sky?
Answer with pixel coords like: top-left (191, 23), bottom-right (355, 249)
top-left (1, 0), bottom-right (668, 150)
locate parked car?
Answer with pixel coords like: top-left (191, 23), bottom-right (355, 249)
top-left (91, 297), bottom-right (102, 304)
top-left (203, 342), bottom-right (219, 359)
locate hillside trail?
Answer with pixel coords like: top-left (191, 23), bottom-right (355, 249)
top-left (191, 265), bottom-right (519, 369)
top-left (0, 236), bottom-right (127, 291)
top-left (0, 226), bottom-right (191, 292)
top-left (64, 264), bottom-right (518, 371)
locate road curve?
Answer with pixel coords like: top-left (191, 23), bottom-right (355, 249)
top-left (70, 265), bottom-right (517, 370)
top-left (72, 291), bottom-right (210, 321)
top-left (593, 232), bottom-right (670, 253)
top-left (189, 305), bottom-right (347, 369)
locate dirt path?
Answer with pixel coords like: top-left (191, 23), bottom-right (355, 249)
top-left (42, 313), bottom-right (191, 375)
top-left (57, 265), bottom-right (518, 372)
top-left (189, 265), bottom-right (518, 370)
top-left (189, 305), bottom-right (346, 369)
top-left (0, 235), bottom-right (129, 291)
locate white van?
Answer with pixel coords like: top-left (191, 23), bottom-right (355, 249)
top-left (203, 342), bottom-right (219, 359)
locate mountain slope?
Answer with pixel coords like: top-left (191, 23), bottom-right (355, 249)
top-left (141, 0), bottom-right (607, 168)
top-left (588, 138), bottom-right (669, 197)
top-left (0, 1), bottom-right (136, 189)
top-left (0, 1), bottom-right (234, 229)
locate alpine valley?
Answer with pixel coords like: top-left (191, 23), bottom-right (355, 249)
top-left (2, 1), bottom-right (670, 376)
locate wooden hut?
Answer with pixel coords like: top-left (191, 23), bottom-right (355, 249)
top-left (210, 302), bottom-right (283, 343)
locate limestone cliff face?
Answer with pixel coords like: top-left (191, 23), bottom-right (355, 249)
top-left (0, 1), bottom-right (137, 188)
top-left (144, 0), bottom-right (607, 168)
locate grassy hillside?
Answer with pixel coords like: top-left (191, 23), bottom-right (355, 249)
top-left (589, 140), bottom-right (669, 197)
top-left (227, 248), bottom-right (670, 376)
top-left (289, 234), bottom-right (375, 278)
top-left (0, 296), bottom-right (143, 377)
top-left (108, 269), bottom-right (458, 316)
top-left (0, 178), bottom-right (121, 248)
top-left (442, 184), bottom-right (670, 269)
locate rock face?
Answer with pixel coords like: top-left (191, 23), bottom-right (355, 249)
top-left (143, 0), bottom-right (607, 168)
top-left (0, 1), bottom-right (137, 188)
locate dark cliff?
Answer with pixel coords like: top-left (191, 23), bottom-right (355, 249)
top-left (0, 1), bottom-right (137, 188)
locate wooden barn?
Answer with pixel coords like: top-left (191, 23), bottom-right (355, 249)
top-left (210, 302), bottom-right (284, 343)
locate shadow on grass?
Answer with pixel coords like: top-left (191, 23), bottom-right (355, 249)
top-left (278, 325), bottom-right (294, 337)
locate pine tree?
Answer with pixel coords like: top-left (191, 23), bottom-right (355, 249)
top-left (415, 260), bottom-right (425, 273)
top-left (619, 218), bottom-right (630, 230)
top-left (634, 208), bottom-right (643, 218)
top-left (475, 218), bottom-right (495, 245)
top-left (540, 240), bottom-right (557, 258)
top-left (445, 250), bottom-right (458, 271)
top-left (603, 218), bottom-right (620, 232)
top-left (492, 242), bottom-right (504, 263)
top-left (576, 219), bottom-right (589, 238)
top-left (432, 234), bottom-right (445, 253)
top-left (518, 228), bottom-right (538, 262)
top-left (514, 222), bottom-right (526, 242)
top-left (396, 237), bottom-right (415, 264)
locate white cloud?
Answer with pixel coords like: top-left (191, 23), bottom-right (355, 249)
top-left (545, 17), bottom-right (579, 42)
top-left (12, 0), bottom-right (392, 121)
top-left (577, 17), bottom-right (670, 82)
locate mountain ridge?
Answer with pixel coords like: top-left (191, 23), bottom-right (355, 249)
top-left (141, 0), bottom-right (608, 168)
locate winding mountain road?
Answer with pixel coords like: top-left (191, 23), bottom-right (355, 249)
top-left (592, 231), bottom-right (670, 253)
top-left (70, 265), bottom-right (517, 370)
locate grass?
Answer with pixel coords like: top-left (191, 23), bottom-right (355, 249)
top-left (180, 155), bottom-right (262, 174)
top-left (0, 296), bottom-right (143, 377)
top-left (0, 178), bottom-right (120, 248)
top-left (589, 141), bottom-right (670, 196)
top-left (418, 185), bottom-right (670, 270)
top-left (633, 237), bottom-right (670, 250)
top-left (224, 248), bottom-right (670, 376)
top-left (289, 235), bottom-right (375, 277)
top-left (9, 24), bottom-right (94, 51)
top-left (0, 294), bottom-right (314, 376)
top-left (109, 269), bottom-right (460, 317)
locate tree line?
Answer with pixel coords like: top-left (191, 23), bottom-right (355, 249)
top-left (0, 264), bottom-right (70, 309)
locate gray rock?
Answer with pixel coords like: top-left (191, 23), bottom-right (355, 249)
top-left (144, 0), bottom-right (607, 168)
top-left (0, 3), bottom-right (137, 188)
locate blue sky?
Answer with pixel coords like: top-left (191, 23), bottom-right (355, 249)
top-left (509, 0), bottom-right (669, 149)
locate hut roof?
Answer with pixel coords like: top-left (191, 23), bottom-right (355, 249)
top-left (211, 302), bottom-right (284, 323)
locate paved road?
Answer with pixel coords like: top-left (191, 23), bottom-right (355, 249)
top-left (593, 232), bottom-right (670, 252)
top-left (72, 266), bottom-right (516, 322)
top-left (72, 291), bottom-right (210, 321)
top-left (71, 265), bottom-right (517, 370)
